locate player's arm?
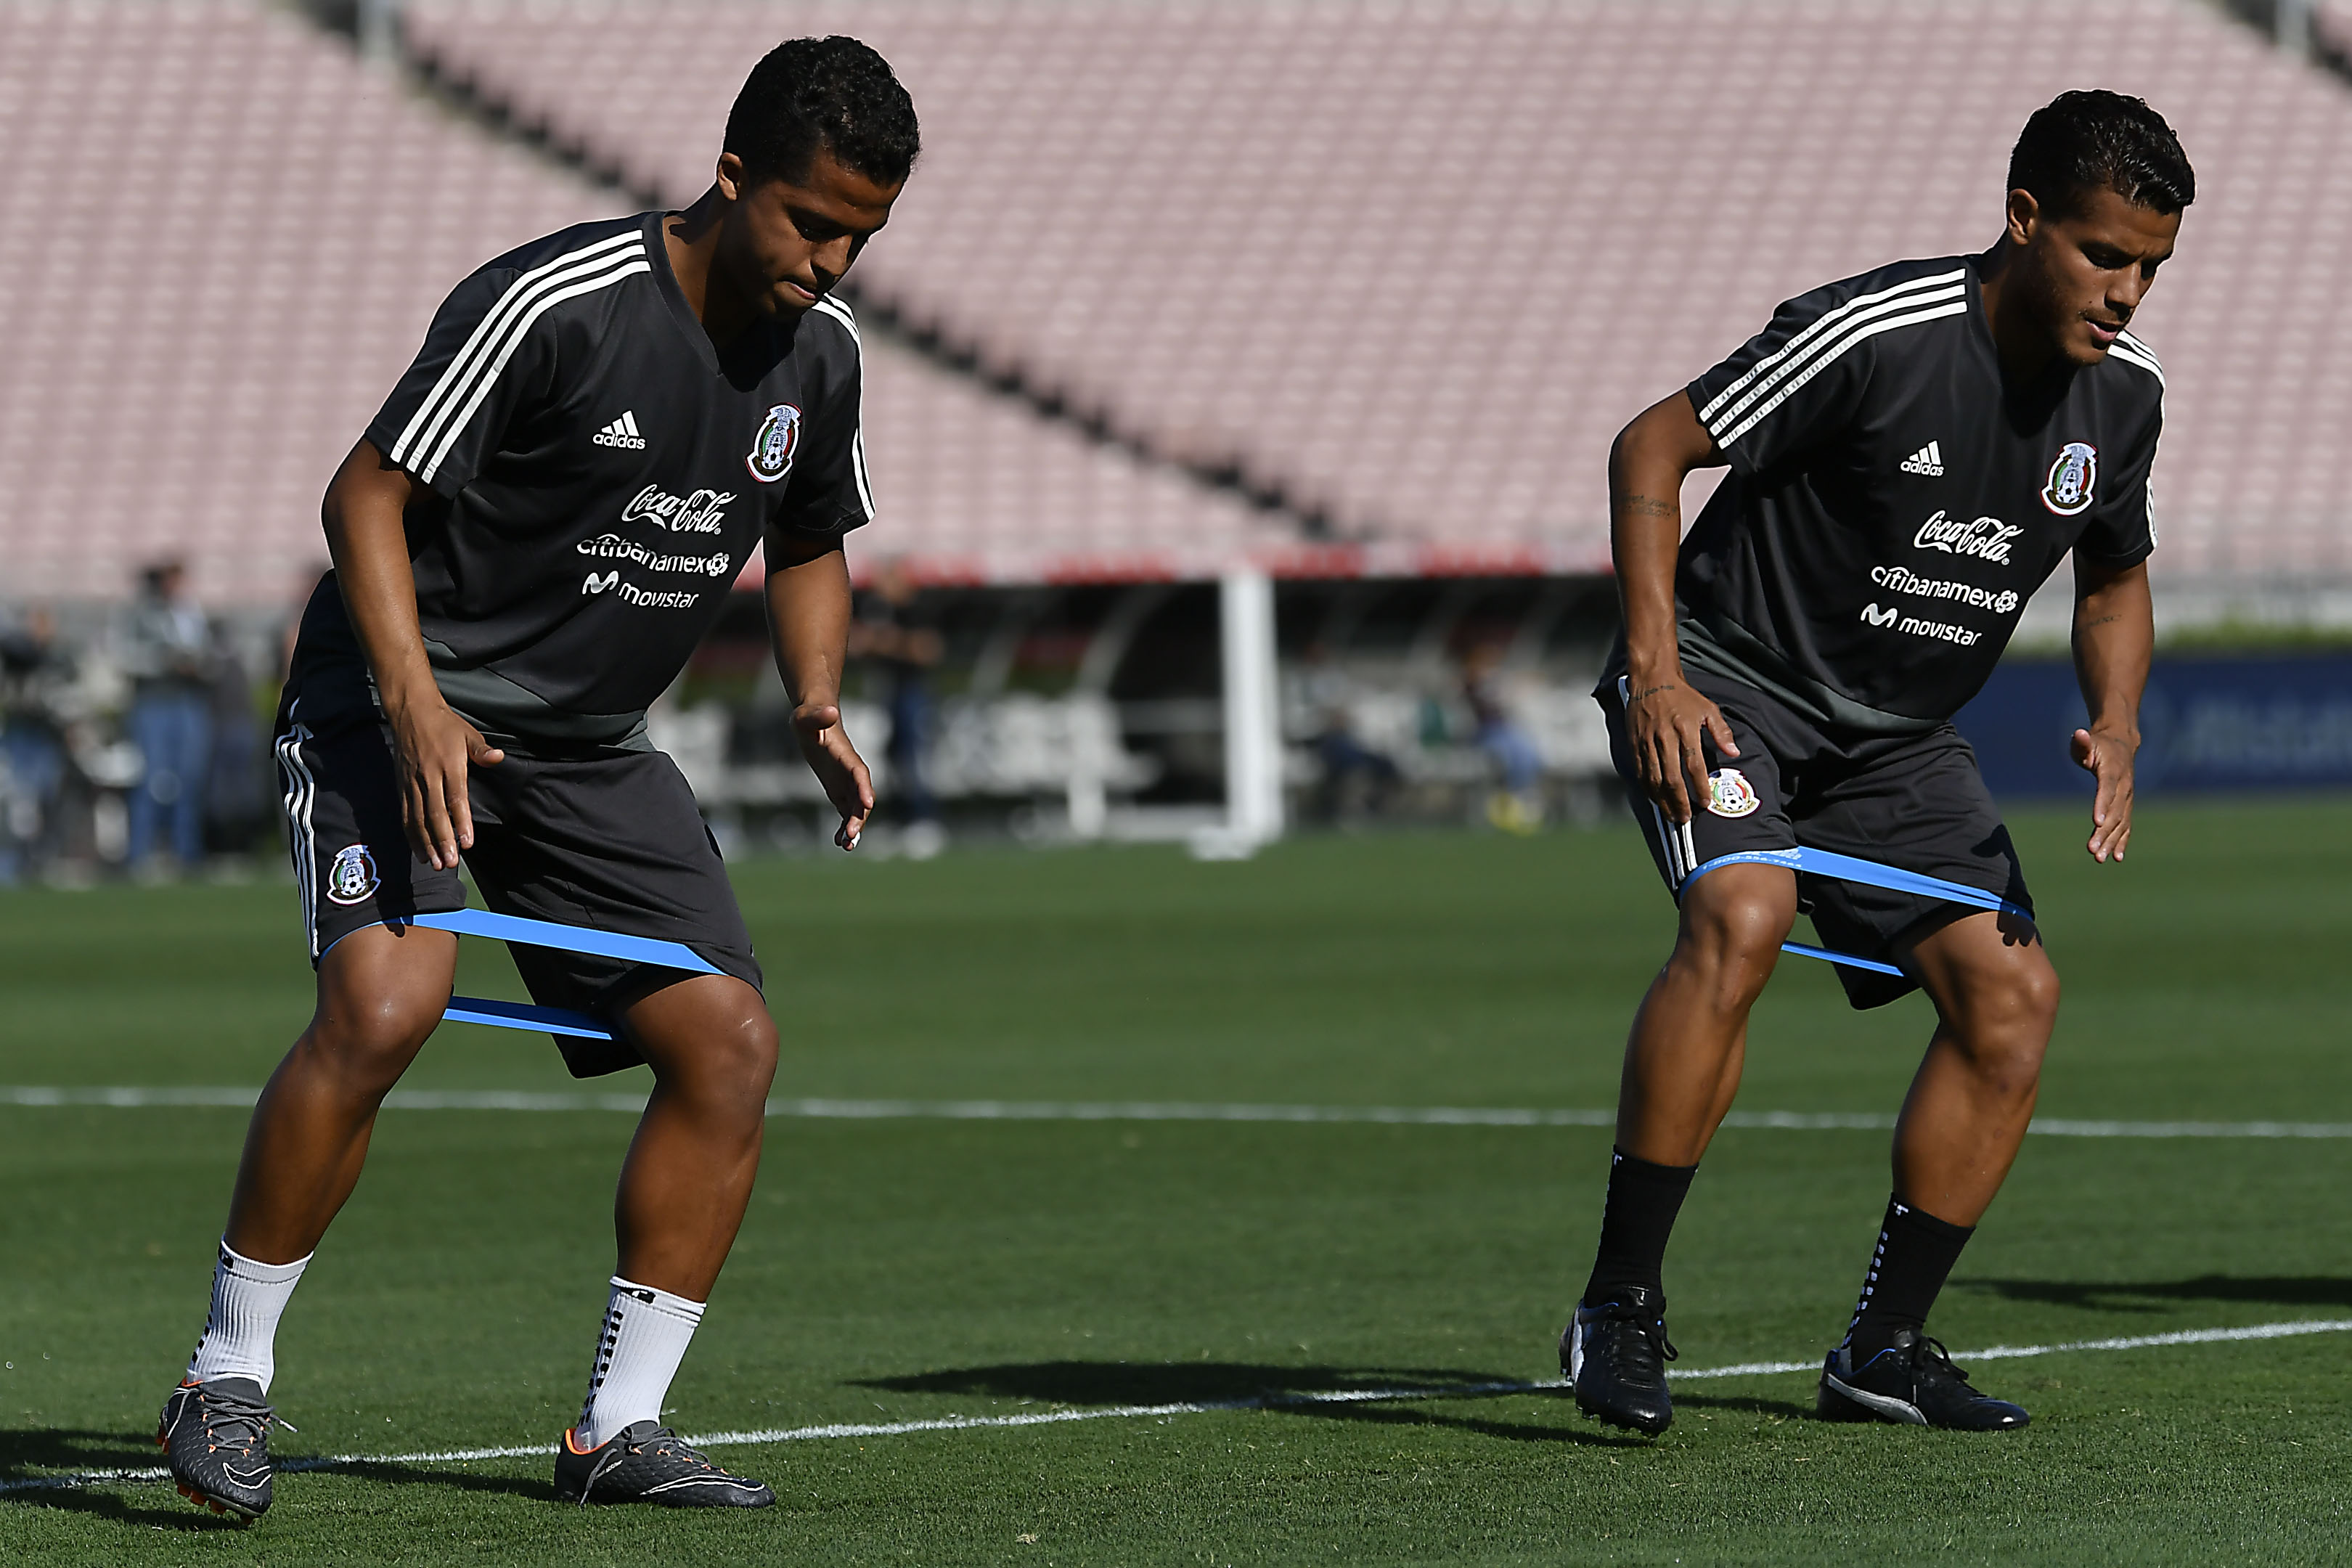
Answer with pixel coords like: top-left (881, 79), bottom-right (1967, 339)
top-left (1610, 389), bottom-right (1739, 824)
top-left (764, 537), bottom-right (874, 850)
top-left (320, 439), bottom-right (504, 871)
top-left (2069, 555), bottom-right (2152, 864)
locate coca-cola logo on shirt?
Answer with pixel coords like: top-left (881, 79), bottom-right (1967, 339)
top-left (1912, 510), bottom-right (2024, 565)
top-left (621, 484), bottom-right (737, 534)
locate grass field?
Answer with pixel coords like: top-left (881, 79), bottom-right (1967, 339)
top-left (2, 800), bottom-right (2349, 1565)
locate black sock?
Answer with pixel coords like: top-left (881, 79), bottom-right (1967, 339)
top-left (1580, 1148), bottom-right (1698, 1307)
top-left (1842, 1194), bottom-right (1974, 1361)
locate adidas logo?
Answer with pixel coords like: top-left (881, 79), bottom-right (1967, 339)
top-left (592, 410), bottom-right (648, 450)
top-left (1899, 440), bottom-right (1944, 477)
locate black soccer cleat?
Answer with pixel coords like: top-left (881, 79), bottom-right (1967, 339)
top-left (1817, 1328), bottom-right (2030, 1431)
top-left (555, 1421), bottom-right (775, 1508)
top-left (157, 1376), bottom-right (277, 1519)
top-left (1561, 1284), bottom-right (1678, 1437)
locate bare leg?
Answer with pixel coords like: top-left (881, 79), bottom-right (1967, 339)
top-left (1615, 864), bottom-right (1797, 1164)
top-left (1891, 910), bottom-right (2060, 1224)
top-left (224, 923), bottom-right (457, 1264)
top-left (610, 974), bottom-right (779, 1299)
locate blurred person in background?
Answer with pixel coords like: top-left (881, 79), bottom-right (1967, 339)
top-left (203, 619), bottom-right (274, 859)
top-left (1, 605), bottom-right (75, 881)
top-left (118, 560), bottom-right (214, 874)
top-left (849, 555), bottom-right (946, 857)
top-left (1296, 640), bottom-right (1400, 825)
top-left (1460, 640), bottom-right (1543, 833)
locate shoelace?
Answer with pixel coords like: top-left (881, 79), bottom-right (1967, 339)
top-left (190, 1387), bottom-right (278, 1457)
top-left (1596, 1302), bottom-right (1679, 1368)
top-left (1909, 1334), bottom-right (1973, 1387)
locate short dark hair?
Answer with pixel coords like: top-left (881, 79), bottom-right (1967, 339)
top-left (2008, 90), bottom-right (2194, 219)
top-left (724, 36), bottom-right (920, 189)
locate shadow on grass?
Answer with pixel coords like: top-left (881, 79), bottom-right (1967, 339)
top-left (0, 1424), bottom-right (555, 1524)
top-left (0, 1427), bottom-right (226, 1529)
top-left (1957, 1275), bottom-right (2352, 1314)
top-left (292, 1458), bottom-right (557, 1504)
top-left (857, 1360), bottom-right (1655, 1447)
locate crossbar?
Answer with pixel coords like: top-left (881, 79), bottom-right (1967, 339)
top-left (1681, 847), bottom-right (2031, 978)
top-left (415, 907), bottom-right (720, 1041)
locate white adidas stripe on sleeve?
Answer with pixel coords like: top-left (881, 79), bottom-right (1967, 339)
top-left (1696, 270), bottom-right (1967, 429)
top-left (1711, 297), bottom-right (1967, 451)
top-left (810, 296), bottom-right (861, 345)
top-left (391, 234), bottom-right (647, 482)
top-left (416, 256), bottom-right (652, 484)
top-left (810, 298), bottom-right (874, 519)
top-left (390, 232), bottom-right (639, 469)
top-left (1704, 281), bottom-right (1967, 447)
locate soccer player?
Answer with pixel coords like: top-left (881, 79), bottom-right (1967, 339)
top-left (155, 38), bottom-right (917, 1516)
top-left (1563, 91), bottom-right (2189, 1436)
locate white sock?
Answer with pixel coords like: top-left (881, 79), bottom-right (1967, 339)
top-left (576, 1276), bottom-right (705, 1447)
top-left (184, 1241), bottom-right (311, 1395)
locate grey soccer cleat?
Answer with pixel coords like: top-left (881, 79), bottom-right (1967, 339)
top-left (555, 1421), bottom-right (775, 1508)
top-left (158, 1376), bottom-right (277, 1519)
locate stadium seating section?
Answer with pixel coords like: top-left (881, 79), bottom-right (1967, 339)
top-left (407, 0), bottom-right (2352, 584)
top-left (7, 1), bottom-right (2352, 599)
top-left (0, 0), bottom-right (1271, 603)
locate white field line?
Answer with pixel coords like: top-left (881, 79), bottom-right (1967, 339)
top-left (6, 1318), bottom-right (2348, 1497)
top-left (3, 1087), bottom-right (2351, 1139)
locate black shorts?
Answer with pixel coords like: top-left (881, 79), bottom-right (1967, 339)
top-left (1596, 666), bottom-right (2032, 1010)
top-left (272, 696), bottom-right (763, 1078)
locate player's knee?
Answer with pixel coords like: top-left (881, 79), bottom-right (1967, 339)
top-left (672, 1009), bottom-right (778, 1108)
top-left (306, 992), bottom-right (440, 1090)
top-left (1980, 947), bottom-right (2059, 1037)
top-left (1676, 889), bottom-right (1794, 1004)
top-left (1956, 951), bottom-right (2058, 1088)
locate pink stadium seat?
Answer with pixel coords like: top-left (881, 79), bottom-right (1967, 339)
top-left (0, 1), bottom-right (1267, 601)
top-left (405, 0), bottom-right (2352, 581)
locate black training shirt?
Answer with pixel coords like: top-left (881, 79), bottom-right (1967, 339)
top-left (1668, 253), bottom-right (2162, 734)
top-left (290, 211), bottom-right (873, 748)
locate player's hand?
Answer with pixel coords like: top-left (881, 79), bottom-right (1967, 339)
top-left (2072, 726), bottom-right (2136, 863)
top-left (791, 701), bottom-right (874, 850)
top-left (1627, 678), bottom-right (1739, 825)
top-left (388, 695), bottom-right (504, 871)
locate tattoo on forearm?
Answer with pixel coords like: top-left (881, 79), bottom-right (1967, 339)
top-left (2079, 613), bottom-right (2122, 629)
top-left (1616, 496), bottom-right (1677, 518)
top-left (1630, 683), bottom-right (1676, 704)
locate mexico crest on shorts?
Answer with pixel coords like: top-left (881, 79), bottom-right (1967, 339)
top-left (2041, 441), bottom-right (2098, 517)
top-left (324, 844), bottom-right (380, 905)
top-left (746, 403), bottom-right (802, 484)
top-left (1704, 767), bottom-right (1761, 819)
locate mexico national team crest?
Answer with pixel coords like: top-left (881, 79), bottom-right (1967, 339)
top-left (1704, 767), bottom-right (1761, 819)
top-left (324, 844), bottom-right (380, 905)
top-left (746, 403), bottom-right (802, 484)
top-left (2041, 441), bottom-right (2098, 517)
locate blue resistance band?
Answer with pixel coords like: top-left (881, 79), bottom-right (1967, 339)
top-left (1680, 847), bottom-right (2032, 979)
top-left (413, 907), bottom-right (721, 1041)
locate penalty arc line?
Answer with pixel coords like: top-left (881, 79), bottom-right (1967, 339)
top-left (4, 1087), bottom-right (2351, 1140)
top-left (6, 1318), bottom-right (2348, 1497)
